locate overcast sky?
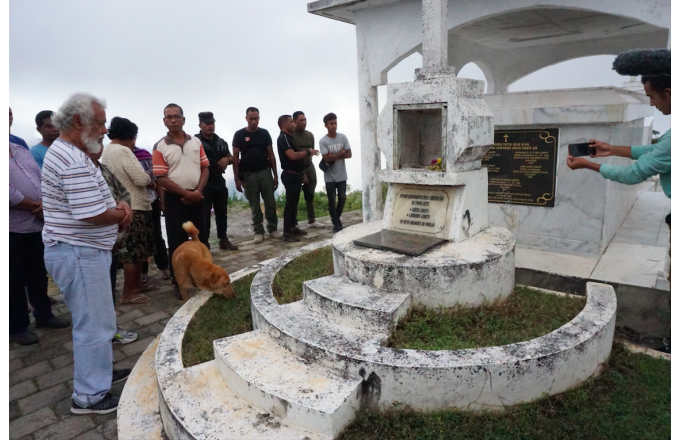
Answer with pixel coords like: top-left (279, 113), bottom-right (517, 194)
top-left (9, 0), bottom-right (670, 194)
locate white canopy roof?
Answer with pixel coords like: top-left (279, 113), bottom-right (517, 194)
top-left (308, 0), bottom-right (670, 92)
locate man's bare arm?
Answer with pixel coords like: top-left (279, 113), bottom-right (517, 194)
top-left (232, 147), bottom-right (244, 192)
top-left (267, 145), bottom-right (278, 178)
top-left (196, 167), bottom-right (209, 193)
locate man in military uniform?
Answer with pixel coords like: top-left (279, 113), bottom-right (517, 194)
top-left (195, 111), bottom-right (238, 250)
top-left (291, 111), bottom-right (325, 229)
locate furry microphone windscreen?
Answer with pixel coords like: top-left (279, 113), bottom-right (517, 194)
top-left (612, 49), bottom-right (670, 76)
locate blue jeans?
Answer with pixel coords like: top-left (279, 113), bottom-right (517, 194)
top-left (44, 242), bottom-right (115, 406)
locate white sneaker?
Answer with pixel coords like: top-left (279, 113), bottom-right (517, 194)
top-left (253, 235), bottom-right (265, 244)
top-left (308, 221), bottom-right (326, 228)
top-left (112, 328), bottom-right (138, 345)
top-left (269, 231), bottom-right (283, 239)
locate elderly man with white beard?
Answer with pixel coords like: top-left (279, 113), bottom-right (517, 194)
top-left (41, 92), bottom-right (134, 415)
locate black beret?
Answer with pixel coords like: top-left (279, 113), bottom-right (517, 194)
top-left (613, 49), bottom-right (670, 77)
top-left (198, 111), bottom-right (215, 123)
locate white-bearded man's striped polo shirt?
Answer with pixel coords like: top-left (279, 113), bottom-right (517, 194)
top-left (41, 139), bottom-right (118, 250)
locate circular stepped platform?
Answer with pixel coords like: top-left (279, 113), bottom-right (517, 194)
top-left (332, 222), bottom-right (516, 308)
top-left (250, 230), bottom-right (617, 414)
top-left (121, 227), bottom-right (617, 439)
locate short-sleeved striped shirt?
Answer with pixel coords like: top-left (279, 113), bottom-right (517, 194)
top-left (41, 139), bottom-right (118, 250)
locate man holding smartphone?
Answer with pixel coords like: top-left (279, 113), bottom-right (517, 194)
top-left (566, 49), bottom-right (670, 353)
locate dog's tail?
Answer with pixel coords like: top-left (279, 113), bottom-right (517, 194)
top-left (182, 221), bottom-right (200, 241)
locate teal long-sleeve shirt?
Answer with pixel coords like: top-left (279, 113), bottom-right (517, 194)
top-left (599, 129), bottom-right (671, 199)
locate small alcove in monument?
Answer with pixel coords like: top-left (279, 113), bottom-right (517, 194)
top-left (393, 103), bottom-right (447, 170)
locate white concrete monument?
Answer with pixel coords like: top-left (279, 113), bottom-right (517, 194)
top-left (119, 0), bottom-right (670, 440)
top-left (308, 0), bottom-right (670, 258)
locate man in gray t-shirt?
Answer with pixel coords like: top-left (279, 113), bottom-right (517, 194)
top-left (319, 113), bottom-right (352, 231)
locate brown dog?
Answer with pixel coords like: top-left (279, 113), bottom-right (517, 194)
top-left (172, 222), bottom-right (236, 301)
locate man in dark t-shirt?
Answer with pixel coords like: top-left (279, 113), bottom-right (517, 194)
top-left (276, 114), bottom-right (319, 242)
top-left (195, 111), bottom-right (237, 251)
top-left (232, 107), bottom-right (280, 244)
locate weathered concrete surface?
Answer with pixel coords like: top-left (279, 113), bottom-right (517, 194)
top-left (421, 0), bottom-right (447, 68)
top-left (250, 241), bottom-right (616, 412)
top-left (114, 234), bottom-right (617, 437)
top-left (155, 269), bottom-right (327, 440)
top-left (118, 335), bottom-right (163, 439)
top-left (308, 0), bottom-right (670, 92)
top-left (214, 331), bottom-right (362, 438)
top-left (378, 76), bottom-right (493, 173)
top-left (381, 169), bottom-right (489, 242)
top-left (334, 221), bottom-right (515, 308)
top-left (303, 275), bottom-right (411, 331)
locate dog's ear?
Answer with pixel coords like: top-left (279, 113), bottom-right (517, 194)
top-left (209, 271), bottom-right (222, 286)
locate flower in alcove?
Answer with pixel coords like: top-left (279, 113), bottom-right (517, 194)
top-left (428, 157), bottom-right (443, 171)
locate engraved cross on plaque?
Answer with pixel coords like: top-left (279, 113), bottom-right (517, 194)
top-left (503, 134), bottom-right (510, 142)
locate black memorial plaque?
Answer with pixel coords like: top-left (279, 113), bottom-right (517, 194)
top-left (482, 128), bottom-right (558, 207)
top-left (353, 230), bottom-right (447, 257)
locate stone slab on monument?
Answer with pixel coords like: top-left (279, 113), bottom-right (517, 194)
top-left (352, 229), bottom-right (446, 256)
top-left (380, 168), bottom-right (489, 242)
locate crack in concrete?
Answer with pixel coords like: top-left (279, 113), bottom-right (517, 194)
top-left (471, 369), bottom-right (489, 406)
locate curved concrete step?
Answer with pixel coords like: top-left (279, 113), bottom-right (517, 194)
top-left (303, 275), bottom-right (411, 330)
top-left (214, 330), bottom-right (362, 439)
top-left (118, 335), bottom-right (163, 440)
top-left (252, 301), bottom-right (389, 366)
top-left (160, 360), bottom-right (325, 440)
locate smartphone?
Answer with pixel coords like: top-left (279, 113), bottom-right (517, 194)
top-left (568, 142), bottom-right (595, 157)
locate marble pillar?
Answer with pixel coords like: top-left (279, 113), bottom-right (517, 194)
top-left (356, 23), bottom-right (383, 222)
top-left (421, 0), bottom-right (448, 68)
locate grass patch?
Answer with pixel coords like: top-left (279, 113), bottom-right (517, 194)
top-left (182, 247), bottom-right (334, 365)
top-left (272, 246), bottom-right (334, 304)
top-left (341, 343), bottom-right (670, 440)
top-left (229, 187), bottom-right (364, 222)
top-left (275, 188), bottom-right (364, 222)
top-left (182, 273), bottom-right (256, 367)
top-left (387, 287), bottom-right (586, 350)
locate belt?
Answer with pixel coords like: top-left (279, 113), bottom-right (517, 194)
top-left (283, 170), bottom-right (302, 175)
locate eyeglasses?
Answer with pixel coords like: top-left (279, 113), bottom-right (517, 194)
top-left (164, 115), bottom-right (183, 121)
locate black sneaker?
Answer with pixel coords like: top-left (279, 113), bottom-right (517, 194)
top-left (112, 368), bottom-right (132, 384)
top-left (71, 392), bottom-right (119, 415)
top-left (10, 330), bottom-right (38, 345)
top-left (281, 232), bottom-right (300, 242)
top-left (290, 227), bottom-right (308, 236)
top-left (35, 316), bottom-right (71, 329)
top-left (333, 225), bottom-right (343, 232)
